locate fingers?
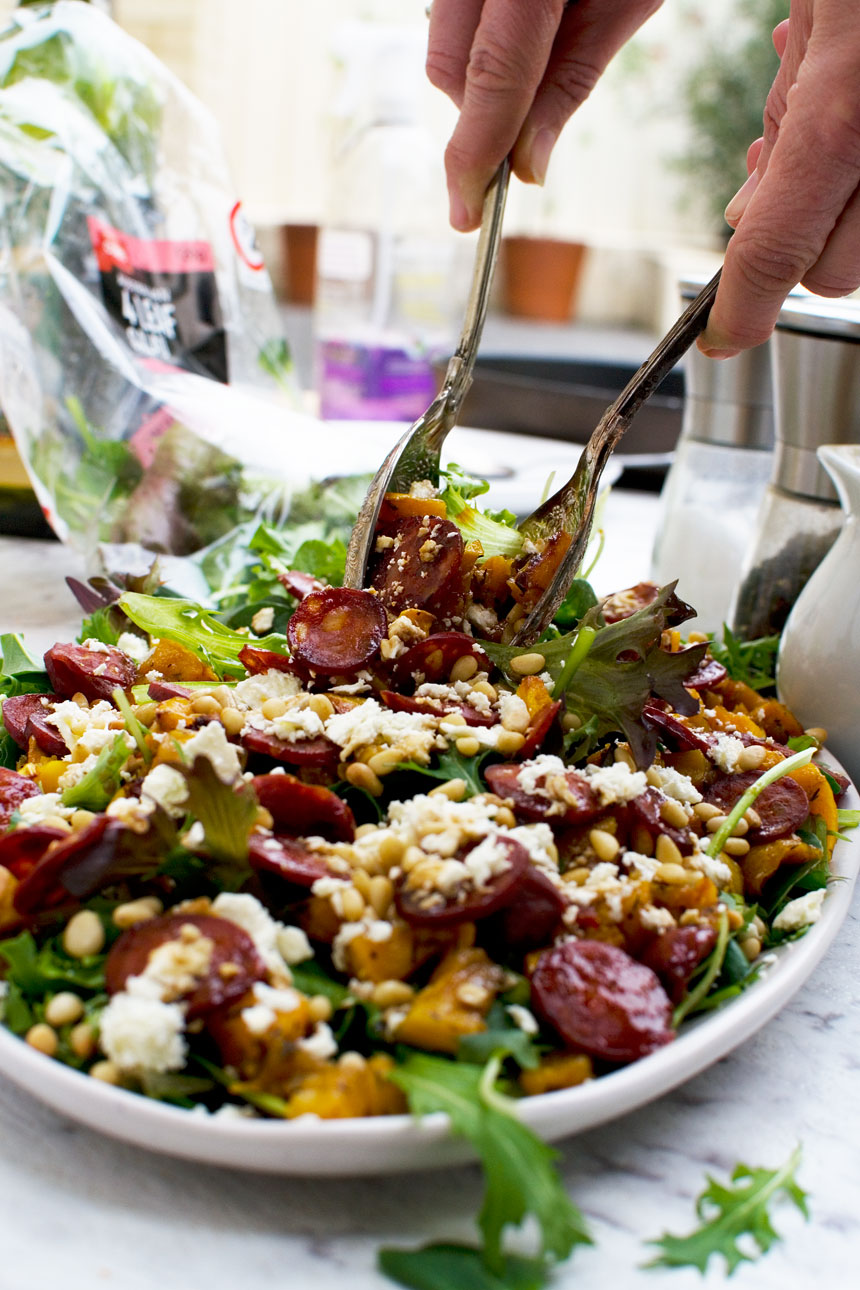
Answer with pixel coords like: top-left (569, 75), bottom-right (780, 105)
top-left (701, 36), bottom-right (860, 356)
top-left (426, 0), bottom-right (485, 109)
top-left (440, 0), bottom-right (566, 229)
top-left (512, 0), bottom-right (664, 184)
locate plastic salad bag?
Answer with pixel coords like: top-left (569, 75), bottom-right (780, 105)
top-left (0, 0), bottom-right (340, 579)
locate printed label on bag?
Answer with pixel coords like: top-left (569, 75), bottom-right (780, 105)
top-left (87, 216), bottom-right (228, 383)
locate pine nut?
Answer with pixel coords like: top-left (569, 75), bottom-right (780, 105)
top-left (255, 806), bottom-right (275, 831)
top-left (112, 898), bottom-right (161, 929)
top-left (338, 1051), bottom-right (367, 1070)
top-left (655, 861), bottom-right (689, 884)
top-left (70, 809), bottom-right (96, 830)
top-left (308, 994), bottom-right (333, 1023)
top-left (655, 834), bottom-right (684, 867)
top-left (368, 875), bottom-right (394, 917)
top-left (508, 652), bottom-right (546, 677)
top-left (368, 747), bottom-right (404, 776)
top-left (730, 816), bottom-right (749, 836)
top-left (261, 697), bottom-right (288, 720)
top-left (494, 807), bottom-right (517, 829)
top-left (687, 631), bottom-right (709, 644)
top-left (220, 708), bottom-right (245, 737)
top-left (345, 763), bottom-right (383, 796)
top-left (377, 833), bottom-right (405, 868)
top-left (212, 686), bottom-right (233, 708)
top-left (737, 744), bottom-right (766, 771)
top-left (309, 694), bottom-right (334, 721)
top-left (660, 799), bottom-right (690, 829)
top-left (496, 730), bottom-right (525, 755)
top-left (614, 745), bottom-right (636, 771)
top-left (371, 979), bottom-right (414, 1008)
top-left (456, 982), bottom-right (491, 1008)
top-left (191, 694), bottom-right (221, 715)
top-left (26, 1023), bottom-right (58, 1056)
top-left (646, 767), bottom-right (662, 787)
top-left (135, 702), bottom-right (158, 727)
top-left (62, 910), bottom-right (105, 959)
top-left (804, 726), bottom-right (828, 743)
top-left (44, 992), bottom-right (84, 1027)
top-left (752, 914), bottom-right (767, 938)
top-left (89, 1060), bottom-right (122, 1085)
top-left (567, 867), bottom-right (591, 885)
top-left (725, 907), bottom-right (745, 930)
top-left (694, 801), bottom-right (722, 821)
top-left (70, 1022), bottom-right (96, 1059)
top-left (354, 823), bottom-right (377, 839)
top-left (340, 887), bottom-right (365, 922)
top-left (351, 868), bottom-right (372, 899)
top-left (739, 934), bottom-right (762, 961)
top-left (41, 815), bottom-right (73, 834)
top-left (722, 837), bottom-right (750, 856)
top-left (450, 655), bottom-right (478, 683)
top-left (472, 681), bottom-right (497, 702)
top-left (706, 814), bottom-right (729, 833)
top-left (429, 778), bottom-right (467, 802)
top-left (455, 736), bottom-right (481, 757)
top-left (589, 829), bottom-right (620, 862)
top-left (745, 807), bottom-right (762, 829)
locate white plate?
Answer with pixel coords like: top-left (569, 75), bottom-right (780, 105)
top-left (0, 763), bottom-right (857, 1176)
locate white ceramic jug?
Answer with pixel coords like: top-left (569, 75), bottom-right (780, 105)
top-left (777, 443), bottom-right (860, 781)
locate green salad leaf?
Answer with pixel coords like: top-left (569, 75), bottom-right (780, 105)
top-left (438, 463), bottom-right (524, 558)
top-left (119, 591), bottom-right (288, 678)
top-left (645, 1144), bottom-right (809, 1274)
top-left (0, 632), bottom-right (52, 766)
top-left (61, 732), bottom-right (131, 812)
top-left (708, 625), bottom-right (780, 691)
top-left (389, 1052), bottom-right (591, 1272)
top-left (178, 757), bottom-right (258, 875)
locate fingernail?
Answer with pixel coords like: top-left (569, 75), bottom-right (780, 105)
top-left (527, 127), bottom-right (557, 185)
top-left (448, 185), bottom-right (472, 232)
top-left (724, 169), bottom-right (760, 225)
top-left (697, 336), bottom-right (740, 361)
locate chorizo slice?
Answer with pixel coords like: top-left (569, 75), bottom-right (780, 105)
top-left (105, 913), bottom-right (266, 1018)
top-left (287, 587), bottom-right (388, 676)
top-left (370, 515), bottom-right (464, 618)
top-left (395, 836), bottom-right (529, 927)
top-left (480, 865), bottom-right (565, 956)
top-left (393, 632), bottom-right (492, 686)
top-left (629, 786), bottom-right (696, 855)
top-left (238, 645), bottom-right (301, 677)
top-left (702, 769), bottom-right (810, 844)
top-left (643, 703), bottom-right (714, 753)
top-left (0, 767), bottom-right (40, 828)
top-left (277, 569), bottom-right (324, 601)
top-left (531, 939), bottom-right (675, 1062)
top-left (252, 773), bottom-right (355, 843)
top-left (379, 689), bottom-right (495, 729)
top-left (0, 824), bottom-right (67, 881)
top-left (13, 816), bottom-right (120, 913)
top-left (484, 762), bottom-right (603, 827)
top-left (241, 727), bottom-right (341, 768)
top-left (147, 680), bottom-right (192, 701)
top-left (2, 693), bottom-right (68, 757)
top-left (640, 924), bottom-right (718, 1005)
top-left (247, 833), bottom-right (337, 888)
top-left (44, 642), bottom-right (137, 703)
top-left (684, 657), bottom-right (728, 691)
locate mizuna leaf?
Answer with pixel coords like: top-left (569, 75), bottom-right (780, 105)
top-left (645, 1144), bottom-right (809, 1275)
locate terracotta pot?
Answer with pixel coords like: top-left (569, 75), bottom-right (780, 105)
top-left (281, 223), bottom-right (319, 305)
top-left (501, 236), bottom-right (587, 322)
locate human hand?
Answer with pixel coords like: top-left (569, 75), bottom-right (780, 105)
top-left (426, 0), bottom-right (663, 230)
top-left (701, 1), bottom-right (860, 358)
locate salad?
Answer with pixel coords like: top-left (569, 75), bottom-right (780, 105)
top-left (0, 469), bottom-right (851, 1273)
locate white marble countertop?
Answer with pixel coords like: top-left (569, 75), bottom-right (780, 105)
top-left (1, 504), bottom-right (859, 1290)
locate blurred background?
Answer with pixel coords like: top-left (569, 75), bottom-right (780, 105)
top-left (0, 0), bottom-right (785, 348)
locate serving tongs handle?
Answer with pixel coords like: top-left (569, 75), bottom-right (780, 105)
top-left (509, 268), bottom-right (722, 645)
top-left (343, 158), bottom-right (510, 590)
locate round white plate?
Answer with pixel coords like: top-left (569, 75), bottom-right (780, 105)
top-left (0, 763), bottom-right (856, 1176)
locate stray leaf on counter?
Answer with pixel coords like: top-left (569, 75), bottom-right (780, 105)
top-left (379, 1243), bottom-right (549, 1290)
top-left (644, 1144), bottom-right (809, 1275)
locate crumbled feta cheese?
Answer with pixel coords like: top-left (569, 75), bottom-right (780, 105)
top-left (140, 763), bottom-right (189, 817)
top-left (297, 1021), bottom-right (338, 1060)
top-left (638, 904), bottom-right (677, 931)
top-left (269, 707), bottom-right (326, 742)
top-left (688, 846), bottom-right (733, 887)
top-left (251, 607), bottom-right (275, 634)
top-left (276, 925), bottom-right (313, 966)
top-left (232, 670), bottom-right (301, 711)
top-left (99, 993), bottom-right (187, 1074)
top-left (386, 791), bottom-right (503, 847)
top-left (106, 795), bottom-right (155, 830)
top-left (241, 983), bottom-right (303, 1035)
top-left (134, 929), bottom-right (216, 1003)
top-left (517, 755), bottom-right (567, 798)
top-left (498, 691), bottom-right (530, 731)
top-left (624, 851), bottom-right (661, 881)
top-left (331, 915), bottom-right (393, 972)
top-left (46, 699), bottom-right (117, 756)
top-left (772, 888), bottom-right (826, 933)
top-left (647, 764), bottom-right (703, 805)
top-left (584, 762), bottom-right (648, 806)
top-left (211, 891), bottom-right (292, 979)
top-left (116, 632), bottom-right (150, 663)
top-left (710, 733), bottom-right (746, 773)
top-left (183, 721), bottom-right (243, 784)
top-left (324, 699), bottom-right (437, 760)
top-left (16, 792), bottom-right (75, 824)
top-left (80, 638), bottom-right (114, 654)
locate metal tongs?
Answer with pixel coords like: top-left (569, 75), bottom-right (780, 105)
top-left (343, 157), bottom-right (511, 590)
top-left (344, 166), bottom-right (720, 645)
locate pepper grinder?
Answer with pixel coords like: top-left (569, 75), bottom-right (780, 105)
top-left (730, 294), bottom-right (860, 641)
top-left (651, 274), bottom-right (774, 631)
